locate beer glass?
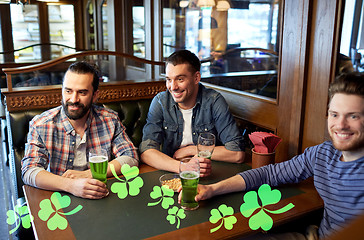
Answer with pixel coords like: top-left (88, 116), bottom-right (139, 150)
top-left (89, 149), bottom-right (108, 184)
top-left (197, 132), bottom-right (215, 159)
top-left (179, 157), bottom-right (200, 210)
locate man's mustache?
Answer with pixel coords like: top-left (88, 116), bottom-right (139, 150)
top-left (66, 102), bottom-right (84, 107)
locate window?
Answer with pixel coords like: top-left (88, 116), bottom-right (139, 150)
top-left (10, 4), bottom-right (40, 62)
top-left (48, 4), bottom-right (76, 58)
top-left (162, 0), bottom-right (281, 99)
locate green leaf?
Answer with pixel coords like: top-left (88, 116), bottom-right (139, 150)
top-left (20, 213), bottom-right (34, 229)
top-left (6, 210), bottom-right (17, 225)
top-left (240, 191), bottom-right (261, 218)
top-left (121, 165), bottom-right (140, 181)
top-left (218, 204), bottom-right (234, 216)
top-left (150, 186), bottom-right (162, 199)
top-left (38, 199), bottom-right (55, 221)
top-left (209, 208), bottom-right (223, 224)
top-left (258, 184), bottom-right (281, 206)
top-left (168, 206), bottom-right (179, 215)
top-left (110, 182), bottom-right (128, 199)
top-left (176, 208), bottom-right (186, 219)
top-left (128, 176), bottom-right (144, 196)
top-left (161, 197), bottom-right (175, 210)
top-left (47, 213), bottom-right (68, 231)
top-left (51, 192), bottom-right (71, 210)
top-left (161, 185), bottom-right (174, 197)
top-left (248, 209), bottom-right (273, 231)
top-left (223, 216), bottom-right (237, 230)
top-left (166, 214), bottom-right (176, 225)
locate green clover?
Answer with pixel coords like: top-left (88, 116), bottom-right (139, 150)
top-left (166, 206), bottom-right (186, 229)
top-left (110, 164), bottom-right (144, 199)
top-left (240, 184), bottom-right (295, 231)
top-left (38, 192), bottom-right (83, 231)
top-left (6, 203), bottom-right (34, 235)
top-left (209, 204), bottom-right (237, 233)
top-left (147, 185), bottom-right (175, 209)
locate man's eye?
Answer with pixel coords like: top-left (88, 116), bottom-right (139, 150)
top-left (350, 115), bottom-right (359, 119)
top-left (329, 113), bottom-right (337, 118)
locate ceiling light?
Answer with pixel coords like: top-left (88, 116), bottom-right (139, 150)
top-left (179, 0), bottom-right (189, 8)
top-left (216, 0), bottom-right (230, 11)
top-left (197, 0), bottom-right (215, 7)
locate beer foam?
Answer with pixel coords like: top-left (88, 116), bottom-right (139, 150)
top-left (180, 170), bottom-right (199, 179)
top-left (89, 156), bottom-right (108, 163)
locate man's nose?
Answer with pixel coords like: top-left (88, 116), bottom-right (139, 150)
top-left (170, 80), bottom-right (178, 90)
top-left (69, 92), bottom-right (79, 103)
top-left (337, 116), bottom-right (349, 129)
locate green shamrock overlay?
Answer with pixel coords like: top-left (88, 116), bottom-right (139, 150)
top-left (209, 204), bottom-right (237, 233)
top-left (38, 192), bottom-right (83, 231)
top-left (166, 206), bottom-right (186, 229)
top-left (110, 164), bottom-right (144, 199)
top-left (240, 184), bottom-right (295, 231)
top-left (147, 185), bottom-right (175, 209)
top-left (6, 203), bottom-right (34, 234)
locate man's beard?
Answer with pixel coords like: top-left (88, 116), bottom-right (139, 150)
top-left (62, 100), bottom-right (92, 120)
top-left (330, 130), bottom-right (364, 152)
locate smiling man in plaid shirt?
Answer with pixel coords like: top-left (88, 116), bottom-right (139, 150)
top-left (21, 61), bottom-right (139, 199)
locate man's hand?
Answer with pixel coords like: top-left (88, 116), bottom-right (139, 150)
top-left (62, 169), bottom-right (92, 179)
top-left (173, 145), bottom-right (197, 160)
top-left (197, 156), bottom-right (211, 177)
top-left (68, 178), bottom-right (109, 199)
top-left (178, 184), bottom-right (214, 204)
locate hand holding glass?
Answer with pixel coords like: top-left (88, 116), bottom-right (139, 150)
top-left (179, 158), bottom-right (200, 210)
top-left (89, 149), bottom-right (108, 184)
top-left (197, 132), bottom-right (215, 159)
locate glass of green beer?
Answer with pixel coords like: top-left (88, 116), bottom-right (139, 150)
top-left (89, 149), bottom-right (108, 184)
top-left (197, 132), bottom-right (215, 159)
top-left (179, 157), bottom-right (200, 210)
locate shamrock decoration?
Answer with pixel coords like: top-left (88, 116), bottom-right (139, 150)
top-left (147, 185), bottom-right (175, 209)
top-left (110, 164), bottom-right (144, 199)
top-left (240, 184), bottom-right (295, 231)
top-left (38, 192), bottom-right (83, 231)
top-left (209, 204), bottom-right (237, 233)
top-left (166, 206), bottom-right (186, 229)
top-left (6, 203), bottom-right (34, 235)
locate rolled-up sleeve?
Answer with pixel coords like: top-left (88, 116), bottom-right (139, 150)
top-left (139, 95), bottom-right (164, 153)
top-left (212, 94), bottom-right (245, 151)
top-left (22, 121), bottom-right (49, 181)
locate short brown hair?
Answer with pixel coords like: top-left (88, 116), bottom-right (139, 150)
top-left (166, 50), bottom-right (201, 74)
top-left (329, 72), bottom-right (364, 102)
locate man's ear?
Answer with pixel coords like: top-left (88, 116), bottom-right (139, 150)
top-left (195, 71), bottom-right (201, 84)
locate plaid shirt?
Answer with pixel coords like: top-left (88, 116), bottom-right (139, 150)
top-left (21, 105), bottom-right (139, 177)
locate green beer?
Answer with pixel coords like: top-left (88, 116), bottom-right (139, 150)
top-left (198, 150), bottom-right (212, 159)
top-left (89, 156), bottom-right (108, 184)
top-left (180, 170), bottom-right (199, 210)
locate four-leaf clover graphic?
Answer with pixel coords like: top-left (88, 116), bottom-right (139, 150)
top-left (166, 206), bottom-right (186, 229)
top-left (240, 184), bottom-right (295, 231)
top-left (147, 185), bottom-right (175, 209)
top-left (38, 192), bottom-right (83, 231)
top-left (209, 204), bottom-right (237, 233)
top-left (110, 164), bottom-right (144, 199)
top-left (6, 203), bottom-right (34, 235)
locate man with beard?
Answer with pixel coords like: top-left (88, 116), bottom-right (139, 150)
top-left (21, 61), bottom-right (139, 199)
top-left (181, 72), bottom-right (364, 239)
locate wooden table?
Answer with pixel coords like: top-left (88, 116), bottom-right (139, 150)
top-left (24, 162), bottom-right (323, 240)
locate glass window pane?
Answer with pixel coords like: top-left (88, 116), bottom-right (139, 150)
top-left (10, 4), bottom-right (40, 62)
top-left (162, 1), bottom-right (281, 99)
top-left (48, 4), bottom-right (76, 58)
top-left (102, 0), bottom-right (108, 50)
top-left (133, 5), bottom-right (145, 58)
